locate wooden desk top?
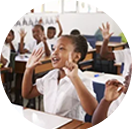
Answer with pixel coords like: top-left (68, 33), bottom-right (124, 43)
top-left (58, 119), bottom-right (83, 129)
top-left (76, 122), bottom-right (92, 129)
top-left (96, 41), bottom-right (126, 47)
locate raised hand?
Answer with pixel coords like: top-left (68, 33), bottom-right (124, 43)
top-left (39, 33), bottom-right (47, 43)
top-left (26, 47), bottom-right (44, 70)
top-left (56, 16), bottom-right (60, 23)
top-left (99, 22), bottom-right (114, 40)
top-left (63, 53), bottom-right (78, 78)
top-left (104, 79), bottom-right (125, 102)
top-left (19, 28), bottom-right (27, 39)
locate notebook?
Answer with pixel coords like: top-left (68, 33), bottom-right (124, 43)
top-left (23, 109), bottom-right (72, 129)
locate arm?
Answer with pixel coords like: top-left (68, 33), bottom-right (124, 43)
top-left (19, 29), bottom-right (29, 54)
top-left (56, 17), bottom-right (63, 37)
top-left (9, 42), bottom-right (16, 52)
top-left (22, 48), bottom-right (44, 99)
top-left (92, 79), bottom-right (125, 125)
top-left (40, 33), bottom-right (51, 56)
top-left (0, 54), bottom-right (7, 67)
top-left (63, 53), bottom-right (98, 115)
top-left (99, 22), bottom-right (115, 60)
top-left (70, 75), bottom-right (98, 115)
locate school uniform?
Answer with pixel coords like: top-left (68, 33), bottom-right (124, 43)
top-left (24, 39), bottom-right (45, 53)
top-left (1, 43), bottom-right (10, 67)
top-left (47, 38), bottom-right (57, 51)
top-left (36, 69), bottom-right (96, 121)
top-left (107, 93), bottom-right (132, 129)
top-left (113, 48), bottom-right (132, 76)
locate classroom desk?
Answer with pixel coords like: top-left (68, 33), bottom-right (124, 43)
top-left (83, 71), bottom-right (124, 84)
top-left (79, 49), bottom-right (96, 70)
top-left (0, 101), bottom-right (92, 129)
top-left (76, 122), bottom-right (92, 129)
top-left (96, 41), bottom-right (126, 53)
top-left (15, 55), bottom-right (53, 74)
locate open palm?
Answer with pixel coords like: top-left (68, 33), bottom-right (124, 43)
top-left (99, 22), bottom-right (114, 40)
top-left (26, 48), bottom-right (44, 70)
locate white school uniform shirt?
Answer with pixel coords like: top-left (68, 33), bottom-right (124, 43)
top-left (107, 93), bottom-right (132, 129)
top-left (47, 38), bottom-right (57, 51)
top-left (36, 69), bottom-right (96, 121)
top-left (1, 43), bottom-right (10, 67)
top-left (113, 48), bottom-right (132, 77)
top-left (24, 39), bottom-right (45, 53)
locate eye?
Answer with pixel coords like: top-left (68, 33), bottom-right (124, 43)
top-left (59, 47), bottom-right (65, 50)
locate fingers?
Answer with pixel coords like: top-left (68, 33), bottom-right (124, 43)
top-left (106, 79), bottom-right (123, 87)
top-left (102, 23), bottom-right (105, 29)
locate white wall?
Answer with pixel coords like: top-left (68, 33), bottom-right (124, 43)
top-left (12, 13), bottom-right (122, 43)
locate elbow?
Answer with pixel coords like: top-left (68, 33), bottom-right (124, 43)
top-left (85, 100), bottom-right (98, 116)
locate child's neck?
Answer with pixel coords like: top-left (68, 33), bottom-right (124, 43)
top-left (58, 69), bottom-right (66, 82)
top-left (36, 40), bottom-right (41, 44)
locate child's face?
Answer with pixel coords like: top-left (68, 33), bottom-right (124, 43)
top-left (51, 37), bottom-right (78, 69)
top-left (124, 64), bottom-right (132, 95)
top-left (5, 31), bottom-right (14, 43)
top-left (32, 26), bottom-right (44, 41)
top-left (47, 29), bottom-right (55, 39)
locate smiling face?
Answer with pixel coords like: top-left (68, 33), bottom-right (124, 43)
top-left (47, 29), bottom-right (56, 39)
top-left (51, 36), bottom-right (80, 69)
top-left (124, 64), bottom-right (132, 89)
top-left (32, 26), bottom-right (44, 42)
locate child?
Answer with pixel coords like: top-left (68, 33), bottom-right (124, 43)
top-left (99, 22), bottom-right (131, 76)
top-left (46, 17), bottom-right (63, 50)
top-left (22, 35), bottom-right (98, 121)
top-left (70, 29), bottom-right (93, 51)
top-left (19, 24), bottom-right (50, 56)
top-left (4, 28), bottom-right (18, 52)
top-left (92, 63), bottom-right (132, 125)
top-left (0, 28), bottom-right (10, 67)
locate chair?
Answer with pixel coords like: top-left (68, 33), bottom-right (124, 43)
top-left (109, 36), bottom-right (121, 42)
top-left (0, 68), bottom-right (12, 102)
top-left (85, 82), bottom-right (105, 122)
top-left (87, 38), bottom-right (96, 48)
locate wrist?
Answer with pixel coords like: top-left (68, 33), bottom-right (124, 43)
top-left (25, 67), bottom-right (34, 73)
top-left (102, 97), bottom-right (113, 104)
top-left (69, 74), bottom-right (79, 82)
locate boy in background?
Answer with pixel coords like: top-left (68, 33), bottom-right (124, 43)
top-left (19, 24), bottom-right (50, 56)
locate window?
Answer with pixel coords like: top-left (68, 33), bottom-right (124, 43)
top-left (0, 0), bottom-right (10, 11)
top-left (45, 0), bottom-right (62, 13)
top-left (78, 2), bottom-right (97, 13)
top-left (12, 0), bottom-right (43, 13)
top-left (64, 0), bottom-right (77, 13)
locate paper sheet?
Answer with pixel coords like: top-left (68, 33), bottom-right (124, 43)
top-left (23, 109), bottom-right (72, 129)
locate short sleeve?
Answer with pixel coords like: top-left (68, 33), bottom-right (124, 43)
top-left (36, 76), bottom-right (45, 95)
top-left (24, 42), bottom-right (34, 53)
top-left (113, 50), bottom-right (125, 63)
top-left (107, 100), bottom-right (120, 126)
